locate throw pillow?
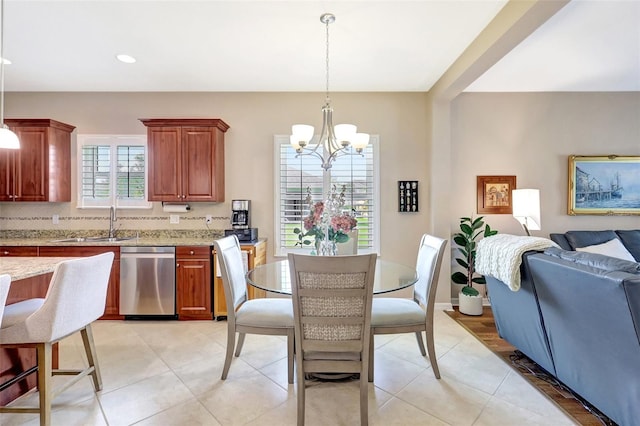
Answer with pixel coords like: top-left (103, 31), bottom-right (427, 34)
top-left (575, 238), bottom-right (636, 262)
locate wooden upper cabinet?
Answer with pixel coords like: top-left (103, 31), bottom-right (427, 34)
top-left (0, 119), bottom-right (75, 202)
top-left (140, 119), bottom-right (229, 202)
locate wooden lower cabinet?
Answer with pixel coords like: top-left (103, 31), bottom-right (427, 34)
top-left (38, 246), bottom-right (122, 319)
top-left (213, 239), bottom-right (266, 318)
top-left (176, 246), bottom-right (212, 320)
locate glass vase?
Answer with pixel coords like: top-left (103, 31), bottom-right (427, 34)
top-left (317, 239), bottom-right (337, 256)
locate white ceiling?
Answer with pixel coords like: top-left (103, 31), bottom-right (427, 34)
top-left (3, 0), bottom-right (639, 93)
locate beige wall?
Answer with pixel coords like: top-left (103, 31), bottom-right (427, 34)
top-left (1, 91), bottom-right (431, 268)
top-left (3, 91), bottom-right (639, 304)
top-left (448, 91), bottom-right (640, 298)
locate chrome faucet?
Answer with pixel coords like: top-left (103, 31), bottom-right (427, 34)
top-left (108, 205), bottom-right (117, 238)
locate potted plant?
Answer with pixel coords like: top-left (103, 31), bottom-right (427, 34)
top-left (452, 216), bottom-right (498, 315)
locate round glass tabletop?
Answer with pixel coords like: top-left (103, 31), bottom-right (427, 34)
top-left (246, 259), bottom-right (418, 295)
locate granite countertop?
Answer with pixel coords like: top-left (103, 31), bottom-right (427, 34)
top-left (0, 257), bottom-right (73, 281)
top-left (0, 230), bottom-right (266, 248)
top-left (0, 229), bottom-right (226, 247)
top-left (0, 237), bottom-right (217, 247)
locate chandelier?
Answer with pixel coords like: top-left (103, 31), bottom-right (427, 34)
top-left (0, 0), bottom-right (18, 149)
top-left (290, 13), bottom-right (368, 171)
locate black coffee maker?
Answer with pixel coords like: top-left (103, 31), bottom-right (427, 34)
top-left (225, 200), bottom-right (258, 242)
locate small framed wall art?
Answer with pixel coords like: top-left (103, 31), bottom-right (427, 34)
top-left (476, 175), bottom-right (516, 214)
top-left (398, 180), bottom-right (418, 212)
top-left (568, 155), bottom-right (640, 215)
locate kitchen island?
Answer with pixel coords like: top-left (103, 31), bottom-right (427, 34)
top-left (0, 256), bottom-right (71, 281)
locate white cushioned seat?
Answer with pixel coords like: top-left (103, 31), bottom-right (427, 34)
top-left (371, 298), bottom-right (424, 327)
top-left (235, 298), bottom-right (293, 328)
top-left (0, 274), bottom-right (11, 325)
top-left (1, 298), bottom-right (45, 329)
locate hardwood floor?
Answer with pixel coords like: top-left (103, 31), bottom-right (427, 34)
top-left (446, 307), bottom-right (614, 426)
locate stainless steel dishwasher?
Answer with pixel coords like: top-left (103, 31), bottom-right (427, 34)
top-left (119, 246), bottom-right (177, 318)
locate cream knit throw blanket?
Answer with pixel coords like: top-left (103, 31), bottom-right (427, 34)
top-left (475, 234), bottom-right (558, 291)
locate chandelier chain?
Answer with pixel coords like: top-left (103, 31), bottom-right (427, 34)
top-left (325, 16), bottom-right (330, 104)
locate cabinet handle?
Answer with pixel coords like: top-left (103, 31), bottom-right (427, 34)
top-left (189, 250), bottom-right (195, 255)
top-left (3, 251), bottom-right (9, 255)
top-left (176, 263), bottom-right (180, 268)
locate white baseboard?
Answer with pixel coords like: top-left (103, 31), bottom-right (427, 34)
top-left (435, 302), bottom-right (454, 311)
top-left (451, 297), bottom-right (490, 306)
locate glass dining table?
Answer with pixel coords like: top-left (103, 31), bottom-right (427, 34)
top-left (246, 258), bottom-right (418, 295)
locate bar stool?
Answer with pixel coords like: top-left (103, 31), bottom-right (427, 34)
top-left (0, 274), bottom-right (10, 324)
top-left (0, 253), bottom-right (114, 426)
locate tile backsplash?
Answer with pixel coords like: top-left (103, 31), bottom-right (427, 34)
top-left (0, 202), bottom-right (231, 232)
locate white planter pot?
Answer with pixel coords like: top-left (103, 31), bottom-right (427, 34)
top-left (458, 292), bottom-right (483, 316)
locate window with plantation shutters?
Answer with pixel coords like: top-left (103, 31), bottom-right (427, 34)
top-left (274, 135), bottom-right (380, 256)
top-left (77, 135), bottom-right (151, 209)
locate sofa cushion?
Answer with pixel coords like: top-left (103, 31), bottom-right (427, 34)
top-left (616, 230), bottom-right (640, 262)
top-left (575, 238), bottom-right (636, 262)
top-left (564, 230), bottom-right (618, 249)
top-left (544, 247), bottom-right (640, 274)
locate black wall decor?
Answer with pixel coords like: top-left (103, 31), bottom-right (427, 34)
top-left (398, 180), bottom-right (418, 212)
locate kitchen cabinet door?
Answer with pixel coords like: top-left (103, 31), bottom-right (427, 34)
top-left (39, 246), bottom-right (121, 319)
top-left (176, 246), bottom-right (212, 320)
top-left (141, 119), bottom-right (229, 202)
top-left (1, 119), bottom-right (74, 202)
top-left (146, 126), bottom-right (182, 201)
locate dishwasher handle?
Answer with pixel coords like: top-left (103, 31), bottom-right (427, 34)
top-left (120, 253), bottom-right (176, 259)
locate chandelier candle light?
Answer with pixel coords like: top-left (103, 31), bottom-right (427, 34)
top-left (290, 13), bottom-right (369, 170)
top-left (0, 0), bottom-right (18, 149)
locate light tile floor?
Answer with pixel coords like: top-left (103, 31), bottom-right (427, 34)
top-left (1, 309), bottom-right (576, 425)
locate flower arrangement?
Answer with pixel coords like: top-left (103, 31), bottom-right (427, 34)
top-left (294, 185), bottom-right (357, 255)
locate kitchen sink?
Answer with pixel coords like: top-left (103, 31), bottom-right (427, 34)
top-left (89, 236), bottom-right (137, 242)
top-left (49, 236), bottom-right (137, 243)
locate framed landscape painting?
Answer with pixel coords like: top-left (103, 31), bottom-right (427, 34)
top-left (568, 155), bottom-right (640, 215)
top-left (477, 175), bottom-right (516, 214)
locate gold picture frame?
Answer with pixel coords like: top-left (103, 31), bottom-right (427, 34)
top-left (476, 175), bottom-right (516, 214)
top-left (568, 155), bottom-right (640, 215)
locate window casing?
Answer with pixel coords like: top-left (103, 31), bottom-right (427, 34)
top-left (274, 135), bottom-right (380, 256)
top-left (77, 135), bottom-right (151, 209)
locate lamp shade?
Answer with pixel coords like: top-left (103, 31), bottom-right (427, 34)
top-left (512, 189), bottom-right (541, 231)
top-left (334, 124), bottom-right (357, 144)
top-left (291, 124), bottom-right (314, 144)
top-left (0, 127), bottom-right (19, 149)
top-left (352, 133), bottom-right (370, 150)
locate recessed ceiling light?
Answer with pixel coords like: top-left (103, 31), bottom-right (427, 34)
top-left (116, 54), bottom-right (136, 64)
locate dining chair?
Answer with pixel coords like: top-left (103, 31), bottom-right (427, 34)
top-left (0, 252), bottom-right (114, 426)
top-left (288, 253), bottom-right (377, 426)
top-left (368, 234), bottom-right (447, 382)
top-left (213, 235), bottom-right (294, 383)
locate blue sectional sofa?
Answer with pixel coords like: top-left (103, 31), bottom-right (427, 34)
top-left (485, 230), bottom-right (640, 426)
